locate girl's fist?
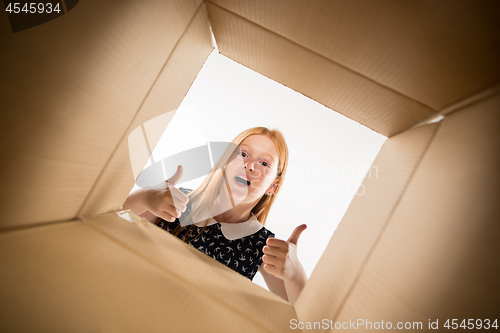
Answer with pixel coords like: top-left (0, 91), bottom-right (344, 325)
top-left (262, 224), bottom-right (307, 281)
top-left (142, 165), bottom-right (189, 222)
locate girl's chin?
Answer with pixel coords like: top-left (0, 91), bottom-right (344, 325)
top-left (227, 187), bottom-right (260, 204)
top-left (224, 180), bottom-right (264, 204)
top-left (229, 191), bottom-right (250, 205)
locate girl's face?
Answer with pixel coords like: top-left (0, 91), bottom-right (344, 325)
top-left (224, 134), bottom-right (280, 206)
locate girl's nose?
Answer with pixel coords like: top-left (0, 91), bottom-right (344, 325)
top-left (244, 162), bottom-right (254, 171)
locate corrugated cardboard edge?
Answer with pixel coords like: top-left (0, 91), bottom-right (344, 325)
top-left (408, 82), bottom-right (500, 132)
top-left (207, 1), bottom-right (435, 137)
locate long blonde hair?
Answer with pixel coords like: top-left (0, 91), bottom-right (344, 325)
top-left (168, 127), bottom-right (289, 242)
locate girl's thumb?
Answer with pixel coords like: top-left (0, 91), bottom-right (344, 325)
top-left (287, 224), bottom-right (307, 245)
top-left (167, 165), bottom-right (183, 186)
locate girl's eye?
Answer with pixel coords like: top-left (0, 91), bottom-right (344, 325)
top-left (241, 152), bottom-right (248, 158)
top-left (261, 161), bottom-right (270, 168)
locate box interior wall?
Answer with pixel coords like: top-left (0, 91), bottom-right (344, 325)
top-left (1, 1), bottom-right (499, 331)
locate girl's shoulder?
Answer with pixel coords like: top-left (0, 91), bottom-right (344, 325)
top-left (259, 225), bottom-right (275, 238)
top-left (244, 224), bottom-right (275, 242)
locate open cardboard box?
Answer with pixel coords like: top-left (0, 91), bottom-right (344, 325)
top-left (1, 1), bottom-right (499, 331)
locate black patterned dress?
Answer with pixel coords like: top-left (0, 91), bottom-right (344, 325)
top-left (155, 188), bottom-right (275, 280)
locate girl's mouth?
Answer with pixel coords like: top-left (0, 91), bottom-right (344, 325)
top-left (234, 175), bottom-right (251, 187)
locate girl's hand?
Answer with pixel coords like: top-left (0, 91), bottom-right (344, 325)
top-left (140, 165), bottom-right (189, 222)
top-left (262, 224), bottom-right (307, 282)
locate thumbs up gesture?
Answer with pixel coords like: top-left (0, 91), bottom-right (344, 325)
top-left (141, 165), bottom-right (189, 222)
top-left (262, 224), bottom-right (307, 281)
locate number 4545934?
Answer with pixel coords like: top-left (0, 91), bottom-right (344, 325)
top-left (444, 319), bottom-right (498, 329)
top-left (5, 3), bottom-right (62, 14)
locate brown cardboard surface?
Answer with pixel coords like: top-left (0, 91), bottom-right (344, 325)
top-left (210, 0), bottom-right (500, 111)
top-left (0, 212), bottom-right (297, 332)
top-left (409, 83), bottom-right (500, 131)
top-left (208, 2), bottom-right (435, 137)
top-left (78, 3), bottom-right (213, 218)
top-left (1, 0), bottom-right (499, 331)
top-left (333, 93), bottom-right (500, 330)
top-left (0, 0), bottom-right (204, 228)
top-left (295, 122), bottom-right (440, 328)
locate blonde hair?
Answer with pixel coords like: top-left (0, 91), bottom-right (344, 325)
top-left (167, 127), bottom-right (289, 242)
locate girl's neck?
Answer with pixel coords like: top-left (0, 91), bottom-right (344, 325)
top-left (212, 194), bottom-right (257, 224)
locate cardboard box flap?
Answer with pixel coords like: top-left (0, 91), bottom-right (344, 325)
top-left (295, 121), bottom-right (440, 324)
top-left (78, 2), bottom-right (213, 218)
top-left (208, 2), bottom-right (435, 137)
top-left (334, 92), bottom-right (500, 326)
top-left (0, 212), bottom-right (297, 332)
top-left (209, 0), bottom-right (500, 115)
top-left (0, 0), bottom-right (206, 229)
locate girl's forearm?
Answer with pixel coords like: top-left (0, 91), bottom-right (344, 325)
top-left (284, 265), bottom-right (308, 304)
top-left (122, 189), bottom-right (148, 216)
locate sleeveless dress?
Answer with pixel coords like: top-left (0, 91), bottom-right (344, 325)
top-left (155, 188), bottom-right (275, 280)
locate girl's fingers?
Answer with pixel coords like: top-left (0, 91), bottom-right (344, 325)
top-left (263, 263), bottom-right (281, 277)
top-left (263, 245), bottom-right (286, 258)
top-left (168, 187), bottom-right (189, 205)
top-left (171, 201), bottom-right (186, 213)
top-left (162, 203), bottom-right (182, 219)
top-left (262, 254), bottom-right (282, 267)
top-left (163, 188), bottom-right (187, 214)
top-left (266, 237), bottom-right (288, 248)
top-left (155, 210), bottom-right (177, 223)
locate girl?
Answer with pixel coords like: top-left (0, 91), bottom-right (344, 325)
top-left (123, 127), bottom-right (307, 304)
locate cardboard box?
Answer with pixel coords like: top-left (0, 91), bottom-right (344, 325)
top-left (1, 0), bottom-right (499, 331)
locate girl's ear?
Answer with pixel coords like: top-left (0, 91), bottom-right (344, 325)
top-left (267, 179), bottom-right (280, 195)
